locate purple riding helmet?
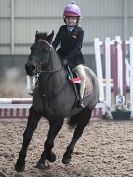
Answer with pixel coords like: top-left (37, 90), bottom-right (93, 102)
top-left (63, 1), bottom-right (81, 17)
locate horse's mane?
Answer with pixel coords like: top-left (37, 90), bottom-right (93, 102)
top-left (35, 31), bottom-right (47, 42)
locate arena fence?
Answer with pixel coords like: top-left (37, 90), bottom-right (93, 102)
top-left (0, 98), bottom-right (102, 119)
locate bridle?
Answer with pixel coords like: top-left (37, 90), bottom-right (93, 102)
top-left (29, 39), bottom-right (62, 75)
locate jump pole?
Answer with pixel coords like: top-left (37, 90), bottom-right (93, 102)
top-left (94, 38), bottom-right (104, 102)
top-left (105, 37), bottom-right (111, 107)
top-left (0, 98), bottom-right (32, 104)
top-left (115, 36), bottom-right (125, 105)
top-left (26, 76), bottom-right (36, 94)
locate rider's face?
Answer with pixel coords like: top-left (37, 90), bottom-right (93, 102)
top-left (65, 16), bottom-right (77, 27)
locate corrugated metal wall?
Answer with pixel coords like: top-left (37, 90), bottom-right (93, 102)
top-left (0, 0), bottom-right (133, 55)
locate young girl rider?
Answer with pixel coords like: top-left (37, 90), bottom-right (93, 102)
top-left (52, 1), bottom-right (86, 108)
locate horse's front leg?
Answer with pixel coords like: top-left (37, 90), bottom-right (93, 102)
top-left (36, 117), bottom-right (64, 169)
top-left (15, 106), bottom-right (41, 172)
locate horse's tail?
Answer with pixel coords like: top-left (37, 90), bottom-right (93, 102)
top-left (68, 115), bottom-right (78, 129)
top-left (68, 108), bottom-right (91, 129)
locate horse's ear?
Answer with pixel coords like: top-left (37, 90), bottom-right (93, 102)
top-left (35, 31), bottom-right (39, 42)
top-left (35, 31), bottom-right (39, 39)
top-left (47, 30), bottom-right (54, 44)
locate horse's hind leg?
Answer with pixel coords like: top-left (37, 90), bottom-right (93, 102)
top-left (36, 117), bottom-right (64, 169)
top-left (62, 109), bottom-right (92, 164)
top-left (15, 106), bottom-right (41, 172)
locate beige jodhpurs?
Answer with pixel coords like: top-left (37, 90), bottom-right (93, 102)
top-left (74, 64), bottom-right (86, 99)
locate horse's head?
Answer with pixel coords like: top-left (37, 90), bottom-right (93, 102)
top-left (25, 31), bottom-right (54, 76)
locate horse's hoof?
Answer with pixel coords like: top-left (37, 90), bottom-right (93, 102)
top-left (46, 152), bottom-right (56, 162)
top-left (15, 159), bottom-right (25, 172)
top-left (62, 158), bottom-right (71, 164)
top-left (35, 162), bottom-right (47, 169)
top-left (62, 152), bottom-right (72, 164)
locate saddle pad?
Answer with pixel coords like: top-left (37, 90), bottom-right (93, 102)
top-left (70, 77), bottom-right (81, 84)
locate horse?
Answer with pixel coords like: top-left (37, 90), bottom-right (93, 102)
top-left (15, 31), bottom-right (99, 172)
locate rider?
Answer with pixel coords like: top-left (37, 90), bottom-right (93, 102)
top-left (52, 1), bottom-right (86, 108)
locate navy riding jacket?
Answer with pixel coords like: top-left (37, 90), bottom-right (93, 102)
top-left (52, 25), bottom-right (85, 69)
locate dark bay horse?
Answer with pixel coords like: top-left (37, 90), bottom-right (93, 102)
top-left (15, 31), bottom-right (99, 172)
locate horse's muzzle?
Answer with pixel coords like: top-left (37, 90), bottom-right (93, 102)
top-left (25, 63), bottom-right (36, 76)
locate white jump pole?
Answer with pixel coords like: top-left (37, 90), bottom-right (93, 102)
top-left (26, 76), bottom-right (31, 92)
top-left (26, 76), bottom-right (34, 94)
top-left (115, 36), bottom-right (126, 105)
top-left (125, 40), bottom-right (130, 87)
top-left (129, 37), bottom-right (133, 117)
top-left (105, 37), bottom-right (111, 107)
top-left (115, 36), bottom-right (123, 96)
top-left (94, 38), bottom-right (104, 102)
top-left (125, 59), bottom-right (130, 87)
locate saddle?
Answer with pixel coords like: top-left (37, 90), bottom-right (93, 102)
top-left (66, 66), bottom-right (92, 99)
